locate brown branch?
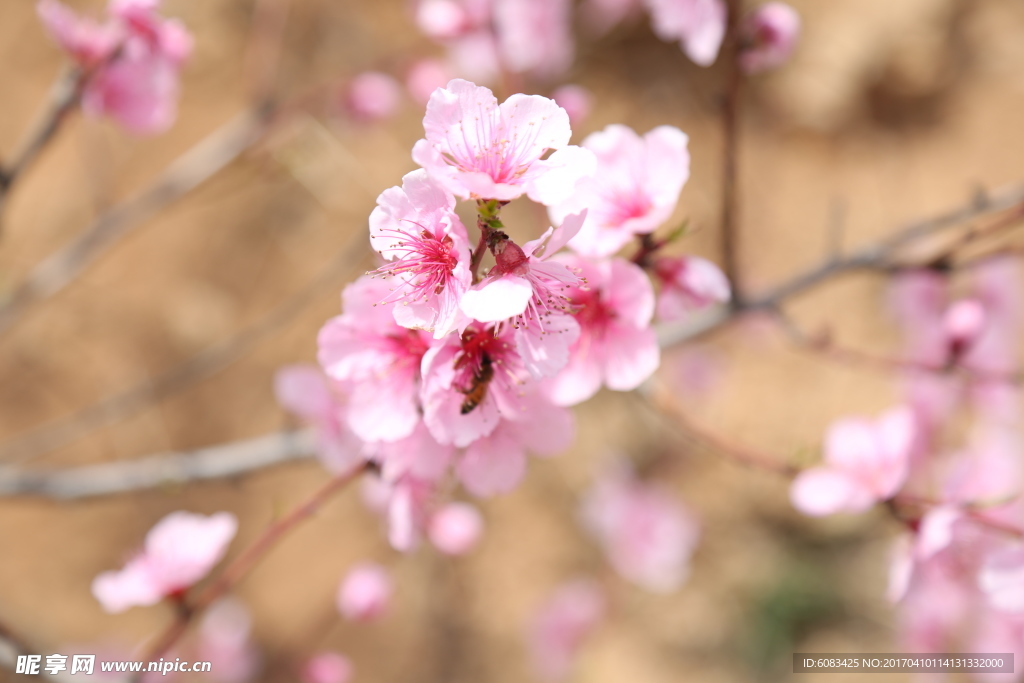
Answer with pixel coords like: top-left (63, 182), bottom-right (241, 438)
top-left (0, 109), bottom-right (272, 336)
top-left (0, 430), bottom-right (317, 499)
top-left (720, 0), bottom-right (745, 306)
top-left (0, 67), bottom-right (83, 203)
top-left (134, 462), bottom-right (370, 672)
top-left (643, 383), bottom-right (799, 476)
top-left (657, 185), bottom-right (1024, 349)
top-left (0, 233), bottom-right (367, 465)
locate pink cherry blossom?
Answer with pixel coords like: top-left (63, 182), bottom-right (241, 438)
top-left (944, 298), bottom-right (987, 354)
top-left (420, 320), bottom-right (574, 452)
top-left (412, 79), bottom-right (596, 205)
top-left (549, 125), bottom-right (690, 257)
top-left (317, 276), bottom-right (431, 443)
top-left (582, 466), bottom-right (700, 592)
top-left (653, 255), bottom-right (731, 321)
top-left (739, 2), bottom-right (800, 74)
top-left (547, 256), bottom-right (660, 406)
top-left (455, 392), bottom-right (574, 495)
top-left (92, 511), bottom-right (237, 613)
top-left (345, 71), bottom-right (402, 122)
top-left (368, 170), bottom-right (472, 338)
top-left (37, 0), bottom-right (120, 67)
top-left (39, 0), bottom-right (193, 134)
top-left (415, 0), bottom-right (475, 40)
top-left (528, 579), bottom-right (605, 681)
top-left (337, 563), bottom-right (392, 622)
top-left (644, 0), bottom-right (726, 66)
top-left (198, 599), bottom-right (260, 683)
top-left (551, 85), bottom-right (593, 129)
top-left (384, 475), bottom-right (436, 551)
top-left (494, 0), bottom-right (575, 79)
top-left (428, 502), bottom-right (484, 554)
top-left (459, 212), bottom-right (586, 336)
top-left (790, 406), bottom-right (916, 516)
top-left (301, 652), bottom-right (353, 683)
top-left (406, 58), bottom-right (454, 105)
top-left (273, 365), bottom-right (364, 474)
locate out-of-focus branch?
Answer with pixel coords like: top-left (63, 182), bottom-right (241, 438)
top-left (643, 382), bottom-right (799, 476)
top-left (0, 430), bottom-right (316, 499)
top-left (244, 0), bottom-right (291, 107)
top-left (720, 0), bottom-right (744, 306)
top-left (0, 233), bottom-right (367, 464)
top-left (657, 184), bottom-right (1024, 349)
top-left (133, 462), bottom-right (370, 677)
top-left (0, 67), bottom-right (83, 206)
top-left (0, 109), bottom-right (271, 336)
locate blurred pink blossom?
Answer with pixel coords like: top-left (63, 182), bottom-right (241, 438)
top-left (406, 58), bottom-right (453, 105)
top-left (549, 124), bottom-right (690, 257)
top-left (428, 502), bottom-right (484, 554)
top-left (494, 0), bottom-right (574, 79)
top-left (92, 511), bottom-right (237, 613)
top-left (980, 545), bottom-right (1024, 613)
top-left (337, 563), bottom-right (392, 622)
top-left (273, 365), bottom-right (364, 474)
top-left (369, 169), bottom-right (472, 338)
top-left (198, 599), bottom-right (260, 683)
top-left (654, 255), bottom-right (730, 321)
top-left (582, 466), bottom-right (700, 592)
top-left (790, 406), bottom-right (916, 516)
top-left (528, 579), bottom-right (605, 681)
top-left (739, 2), bottom-right (800, 74)
top-left (645, 0), bottom-right (726, 66)
top-left (412, 80), bottom-right (595, 205)
top-left (345, 71), bottom-right (402, 122)
top-left (301, 652), bottom-right (353, 683)
top-left (551, 85), bottom-right (593, 129)
top-left (317, 276), bottom-right (431, 443)
top-left (547, 257), bottom-right (660, 406)
top-left (39, 0), bottom-right (192, 134)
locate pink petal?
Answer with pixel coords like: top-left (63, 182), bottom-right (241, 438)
top-left (428, 503), bottom-right (484, 555)
top-left (602, 324), bottom-right (660, 391)
top-left (336, 563), bottom-right (392, 622)
top-left (790, 468), bottom-right (873, 516)
top-left (457, 426), bottom-right (528, 497)
top-left (460, 275), bottom-right (534, 322)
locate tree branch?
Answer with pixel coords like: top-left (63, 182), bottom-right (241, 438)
top-left (0, 109), bottom-right (272, 336)
top-left (0, 430), bottom-right (316, 499)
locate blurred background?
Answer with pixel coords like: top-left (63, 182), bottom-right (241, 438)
top-left (1, 0), bottom-right (1024, 681)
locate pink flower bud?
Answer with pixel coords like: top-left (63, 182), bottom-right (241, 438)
top-left (345, 71), bottom-right (402, 122)
top-left (301, 653), bottom-right (353, 683)
top-left (739, 2), bottom-right (800, 74)
top-left (428, 503), bottom-right (484, 555)
top-left (415, 0), bottom-right (470, 40)
top-left (943, 298), bottom-right (986, 352)
top-left (406, 58), bottom-right (453, 106)
top-left (551, 85), bottom-right (593, 129)
top-left (336, 563), bottom-right (392, 622)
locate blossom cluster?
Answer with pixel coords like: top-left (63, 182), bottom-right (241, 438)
top-left (270, 78), bottom-right (730, 556)
top-left (37, 0), bottom-right (192, 134)
top-left (412, 0), bottom-right (800, 90)
top-left (789, 257), bottom-right (1024, 675)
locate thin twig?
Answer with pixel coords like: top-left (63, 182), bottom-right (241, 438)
top-left (0, 67), bottom-right (83, 202)
top-left (643, 383), bottom-right (799, 476)
top-left (719, 0), bottom-right (744, 306)
top-left (0, 235), bottom-right (368, 464)
top-left (0, 109), bottom-right (272, 336)
top-left (134, 462), bottom-right (370, 672)
top-left (657, 185), bottom-right (1024, 349)
top-left (0, 430), bottom-right (316, 499)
